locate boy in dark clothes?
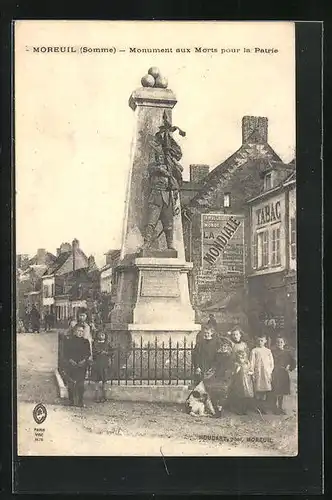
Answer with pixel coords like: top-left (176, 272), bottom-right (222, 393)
top-left (271, 336), bottom-right (296, 414)
top-left (192, 325), bottom-right (219, 385)
top-left (64, 324), bottom-right (90, 407)
top-left (91, 330), bottom-right (110, 402)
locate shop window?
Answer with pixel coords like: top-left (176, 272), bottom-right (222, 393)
top-left (223, 192), bottom-right (231, 208)
top-left (290, 217), bottom-right (296, 259)
top-left (271, 227), bottom-right (281, 266)
top-left (257, 230), bottom-right (269, 268)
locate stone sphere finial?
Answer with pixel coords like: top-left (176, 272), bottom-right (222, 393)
top-left (141, 67), bottom-right (168, 89)
top-left (141, 74), bottom-right (155, 87)
top-left (148, 67), bottom-right (160, 79)
top-left (155, 75), bottom-right (168, 88)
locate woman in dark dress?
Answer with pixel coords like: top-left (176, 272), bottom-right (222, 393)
top-left (271, 336), bottom-right (296, 414)
top-left (203, 337), bottom-right (234, 416)
top-left (63, 324), bottom-right (91, 407)
top-left (91, 330), bottom-right (110, 402)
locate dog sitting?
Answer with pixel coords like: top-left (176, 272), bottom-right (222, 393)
top-left (185, 390), bottom-right (208, 416)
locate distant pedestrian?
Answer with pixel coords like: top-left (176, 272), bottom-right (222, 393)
top-left (271, 336), bottom-right (296, 415)
top-left (64, 324), bottom-right (90, 407)
top-left (91, 330), bottom-right (110, 403)
top-left (30, 305), bottom-right (40, 333)
top-left (44, 312), bottom-right (52, 331)
top-left (17, 318), bottom-right (25, 333)
top-left (249, 335), bottom-right (274, 414)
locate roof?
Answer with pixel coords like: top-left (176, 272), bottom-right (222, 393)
top-left (105, 249), bottom-right (121, 258)
top-left (247, 168), bottom-right (296, 204)
top-left (187, 141), bottom-right (282, 209)
top-left (100, 263), bottom-right (113, 273)
top-left (28, 252), bottom-right (56, 267)
top-left (259, 159), bottom-right (296, 178)
top-left (284, 170), bottom-right (296, 184)
top-left (43, 251), bottom-right (72, 276)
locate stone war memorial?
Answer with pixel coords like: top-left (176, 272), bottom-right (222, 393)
top-left (110, 67), bottom-right (200, 347)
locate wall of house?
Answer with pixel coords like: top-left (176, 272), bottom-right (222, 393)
top-left (183, 159), bottom-right (270, 327)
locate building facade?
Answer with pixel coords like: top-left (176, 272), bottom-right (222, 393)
top-left (16, 248), bottom-right (56, 321)
top-left (247, 167), bottom-right (296, 344)
top-left (41, 239), bottom-right (100, 327)
top-left (181, 115), bottom-right (285, 332)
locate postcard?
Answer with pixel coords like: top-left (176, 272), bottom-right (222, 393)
top-left (15, 20), bottom-right (297, 458)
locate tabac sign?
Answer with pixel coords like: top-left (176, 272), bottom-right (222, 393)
top-left (201, 213), bottom-right (245, 276)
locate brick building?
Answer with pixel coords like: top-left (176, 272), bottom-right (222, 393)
top-left (181, 115), bottom-right (292, 334)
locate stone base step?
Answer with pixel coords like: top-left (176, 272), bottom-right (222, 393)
top-left (55, 369), bottom-right (191, 404)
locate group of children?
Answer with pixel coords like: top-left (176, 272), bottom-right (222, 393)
top-left (63, 310), bottom-right (110, 407)
top-left (187, 326), bottom-right (296, 417)
top-left (63, 311), bottom-right (296, 415)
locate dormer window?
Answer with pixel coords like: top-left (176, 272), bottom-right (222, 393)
top-left (264, 172), bottom-right (273, 190)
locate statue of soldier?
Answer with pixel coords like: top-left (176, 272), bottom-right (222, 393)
top-left (143, 112), bottom-right (185, 251)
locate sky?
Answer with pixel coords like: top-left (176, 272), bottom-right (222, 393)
top-left (15, 21), bottom-right (295, 267)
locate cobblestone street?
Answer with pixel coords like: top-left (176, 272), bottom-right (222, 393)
top-left (16, 332), bottom-right (297, 456)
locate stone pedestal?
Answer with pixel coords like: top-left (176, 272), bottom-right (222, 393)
top-left (110, 78), bottom-right (200, 345)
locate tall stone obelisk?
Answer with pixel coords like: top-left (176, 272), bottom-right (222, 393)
top-left (111, 68), bottom-right (200, 345)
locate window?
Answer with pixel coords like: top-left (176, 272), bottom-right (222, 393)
top-left (257, 230), bottom-right (269, 268)
top-left (51, 284), bottom-right (55, 296)
top-left (264, 172), bottom-right (272, 190)
top-left (290, 217), bottom-right (296, 259)
top-left (43, 285), bottom-right (48, 298)
top-left (252, 233), bottom-right (258, 269)
top-left (223, 192), bottom-right (231, 208)
top-left (271, 227), bottom-right (281, 266)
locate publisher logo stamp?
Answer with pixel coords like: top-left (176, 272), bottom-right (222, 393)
top-left (33, 403), bottom-right (47, 425)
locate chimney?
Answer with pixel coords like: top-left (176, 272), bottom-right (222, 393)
top-left (88, 255), bottom-right (96, 270)
top-left (36, 248), bottom-right (46, 265)
top-left (242, 116), bottom-right (268, 144)
top-left (56, 248), bottom-right (61, 257)
top-left (59, 242), bottom-right (72, 254)
top-left (72, 239), bottom-right (79, 272)
top-left (189, 164), bottom-right (210, 184)
top-left (72, 238), bottom-right (79, 250)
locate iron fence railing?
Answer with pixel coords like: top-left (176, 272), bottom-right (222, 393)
top-left (58, 333), bottom-right (194, 386)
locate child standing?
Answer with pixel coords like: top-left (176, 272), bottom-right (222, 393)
top-left (271, 336), bottom-right (296, 414)
top-left (64, 324), bottom-right (90, 407)
top-left (229, 350), bottom-right (254, 415)
top-left (230, 327), bottom-right (249, 360)
top-left (91, 330), bottom-right (110, 403)
top-left (249, 335), bottom-right (274, 414)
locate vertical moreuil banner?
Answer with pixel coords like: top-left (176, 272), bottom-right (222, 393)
top-left (200, 213), bottom-right (245, 285)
